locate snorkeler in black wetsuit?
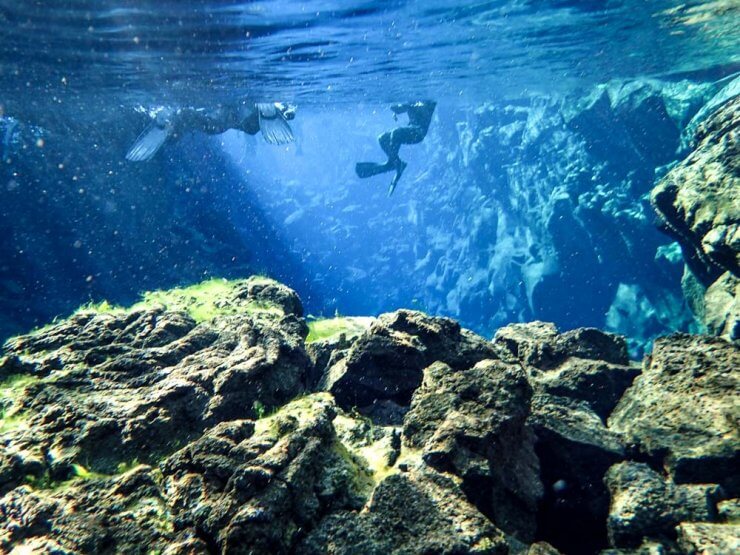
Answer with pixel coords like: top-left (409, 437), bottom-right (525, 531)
top-left (355, 100), bottom-right (436, 195)
top-left (126, 101), bottom-right (296, 162)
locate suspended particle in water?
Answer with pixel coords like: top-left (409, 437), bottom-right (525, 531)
top-left (552, 479), bottom-right (568, 494)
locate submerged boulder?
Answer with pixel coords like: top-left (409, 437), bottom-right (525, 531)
top-left (605, 461), bottom-right (719, 549)
top-left (403, 359), bottom-right (541, 542)
top-left (677, 521), bottom-right (740, 554)
top-left (300, 469), bottom-right (508, 555)
top-left (316, 310), bottom-right (498, 409)
top-left (494, 321), bottom-right (638, 553)
top-left (0, 278), bottom-right (308, 493)
top-left (609, 333), bottom-right (739, 489)
top-left (161, 394), bottom-right (364, 554)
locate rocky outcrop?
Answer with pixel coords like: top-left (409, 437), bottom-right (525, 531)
top-left (651, 92), bottom-right (739, 340)
top-left (0, 278), bottom-right (309, 497)
top-left (301, 469), bottom-right (509, 554)
top-left (161, 394), bottom-right (358, 553)
top-left (1, 278), bottom-right (738, 554)
top-left (493, 322), bottom-right (639, 554)
top-left (609, 334), bottom-right (739, 488)
top-left (403, 359), bottom-right (541, 541)
top-left (605, 462), bottom-right (719, 548)
top-left (316, 310), bottom-right (498, 409)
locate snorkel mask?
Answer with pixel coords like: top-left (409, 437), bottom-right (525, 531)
top-left (275, 102), bottom-right (297, 120)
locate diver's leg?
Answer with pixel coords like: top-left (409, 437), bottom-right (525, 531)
top-left (388, 157), bottom-right (407, 196)
top-left (391, 125), bottom-right (424, 146)
top-left (357, 131), bottom-right (395, 179)
top-left (379, 130), bottom-right (402, 165)
top-left (384, 126), bottom-right (422, 195)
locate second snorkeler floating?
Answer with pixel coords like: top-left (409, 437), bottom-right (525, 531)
top-left (126, 100), bottom-right (297, 162)
top-left (356, 100), bottom-right (436, 196)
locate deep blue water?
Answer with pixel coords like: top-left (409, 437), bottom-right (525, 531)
top-left (0, 1), bottom-right (739, 353)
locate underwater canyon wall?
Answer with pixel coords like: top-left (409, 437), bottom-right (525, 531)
top-left (402, 81), bottom-right (709, 355)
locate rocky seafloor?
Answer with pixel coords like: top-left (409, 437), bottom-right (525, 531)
top-left (0, 276), bottom-right (737, 554)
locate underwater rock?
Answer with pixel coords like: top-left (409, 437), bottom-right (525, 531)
top-left (605, 461), bottom-right (719, 549)
top-left (609, 334), bottom-right (739, 489)
top-left (493, 322), bottom-right (639, 553)
top-left (652, 95), bottom-right (739, 279)
top-left (403, 359), bottom-right (541, 542)
top-left (317, 309), bottom-right (497, 409)
top-left (493, 321), bottom-right (636, 419)
top-left (0, 278), bottom-right (308, 495)
top-left (493, 321), bottom-right (630, 370)
top-left (300, 469), bottom-right (508, 555)
top-left (677, 521), bottom-right (740, 554)
top-left (704, 271), bottom-right (740, 339)
top-left (161, 394), bottom-right (360, 554)
top-left (0, 467), bottom-right (175, 554)
top-left (305, 316), bottom-right (374, 390)
top-left (651, 94), bottom-right (740, 339)
top-left (529, 393), bottom-right (626, 555)
top-left (233, 277), bottom-right (305, 318)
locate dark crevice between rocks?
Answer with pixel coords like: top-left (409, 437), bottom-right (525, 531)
top-left (534, 444), bottom-right (610, 555)
top-left (194, 526), bottom-right (221, 555)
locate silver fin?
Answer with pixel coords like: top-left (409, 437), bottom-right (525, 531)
top-left (126, 123), bottom-right (170, 162)
top-left (257, 103), bottom-right (294, 145)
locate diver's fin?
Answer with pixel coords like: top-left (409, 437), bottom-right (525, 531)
top-left (126, 123), bottom-right (170, 162)
top-left (257, 103), bottom-right (294, 145)
top-left (355, 162), bottom-right (390, 178)
top-left (388, 161), bottom-right (407, 196)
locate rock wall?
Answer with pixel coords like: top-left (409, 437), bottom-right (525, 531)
top-left (0, 278), bottom-right (737, 554)
top-left (651, 80), bottom-right (739, 340)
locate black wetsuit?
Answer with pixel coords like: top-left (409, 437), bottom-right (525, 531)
top-left (163, 105), bottom-right (260, 137)
top-left (380, 101), bottom-right (436, 167)
top-left (355, 100), bottom-right (436, 194)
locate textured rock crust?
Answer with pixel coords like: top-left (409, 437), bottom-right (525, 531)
top-left (652, 94), bottom-right (740, 340)
top-left (1, 278), bottom-right (738, 554)
top-left (609, 333), bottom-right (739, 487)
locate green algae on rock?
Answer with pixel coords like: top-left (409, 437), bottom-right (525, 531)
top-left (73, 276), bottom-right (298, 323)
top-left (306, 316), bottom-right (374, 343)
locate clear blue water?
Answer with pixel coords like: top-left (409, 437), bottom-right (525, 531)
top-left (0, 1), bottom-right (739, 351)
